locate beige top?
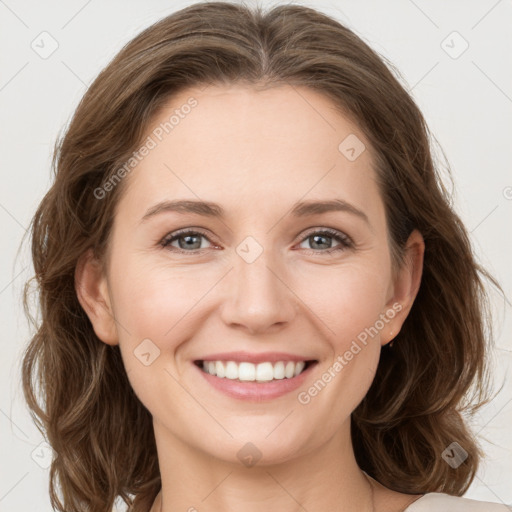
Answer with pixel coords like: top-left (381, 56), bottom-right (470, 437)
top-left (404, 492), bottom-right (510, 511)
top-left (114, 492), bottom-right (511, 511)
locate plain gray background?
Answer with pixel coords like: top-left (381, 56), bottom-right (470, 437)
top-left (1, 0), bottom-right (511, 510)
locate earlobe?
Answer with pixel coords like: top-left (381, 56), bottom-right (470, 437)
top-left (75, 249), bottom-right (119, 346)
top-left (381, 229), bottom-right (425, 346)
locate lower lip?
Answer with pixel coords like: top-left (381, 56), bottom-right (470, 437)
top-left (194, 362), bottom-right (317, 401)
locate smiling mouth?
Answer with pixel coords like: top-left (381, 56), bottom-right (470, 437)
top-left (194, 360), bottom-right (317, 383)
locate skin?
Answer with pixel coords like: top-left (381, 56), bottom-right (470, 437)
top-left (76, 84), bottom-right (425, 512)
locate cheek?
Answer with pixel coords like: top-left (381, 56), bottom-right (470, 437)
top-left (293, 259), bottom-right (392, 347)
top-left (292, 264), bottom-right (390, 425)
top-left (108, 259), bottom-right (206, 413)
top-left (112, 261), bottom-right (201, 342)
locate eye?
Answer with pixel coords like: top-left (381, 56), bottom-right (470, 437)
top-left (159, 227), bottom-right (353, 255)
top-left (160, 229), bottom-right (214, 253)
top-left (297, 228), bottom-right (352, 254)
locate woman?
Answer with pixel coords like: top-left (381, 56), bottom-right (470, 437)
top-left (21, 2), bottom-right (509, 511)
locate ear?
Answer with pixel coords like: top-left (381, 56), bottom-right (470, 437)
top-left (75, 248), bottom-right (119, 345)
top-left (381, 229), bottom-right (424, 346)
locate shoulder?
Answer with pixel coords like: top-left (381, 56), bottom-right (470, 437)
top-left (404, 492), bottom-right (510, 511)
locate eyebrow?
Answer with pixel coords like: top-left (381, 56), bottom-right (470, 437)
top-left (140, 198), bottom-right (370, 226)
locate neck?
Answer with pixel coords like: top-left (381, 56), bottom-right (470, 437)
top-left (151, 418), bottom-right (374, 512)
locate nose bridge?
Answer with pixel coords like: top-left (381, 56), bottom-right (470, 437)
top-left (219, 234), bottom-right (296, 333)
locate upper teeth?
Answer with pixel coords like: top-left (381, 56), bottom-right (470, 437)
top-left (202, 360), bottom-right (306, 381)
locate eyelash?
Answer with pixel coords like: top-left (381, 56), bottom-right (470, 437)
top-left (159, 227), bottom-right (353, 255)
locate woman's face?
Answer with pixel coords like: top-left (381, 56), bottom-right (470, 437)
top-left (80, 84), bottom-right (422, 465)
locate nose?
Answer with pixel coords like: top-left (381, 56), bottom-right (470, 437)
top-left (219, 246), bottom-right (297, 335)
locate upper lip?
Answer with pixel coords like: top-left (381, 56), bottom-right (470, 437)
top-left (196, 351), bottom-right (317, 364)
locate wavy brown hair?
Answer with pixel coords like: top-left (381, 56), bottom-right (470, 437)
top-left (21, 1), bottom-right (502, 511)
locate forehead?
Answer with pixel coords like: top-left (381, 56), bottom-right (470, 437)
top-left (118, 84), bottom-right (383, 223)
